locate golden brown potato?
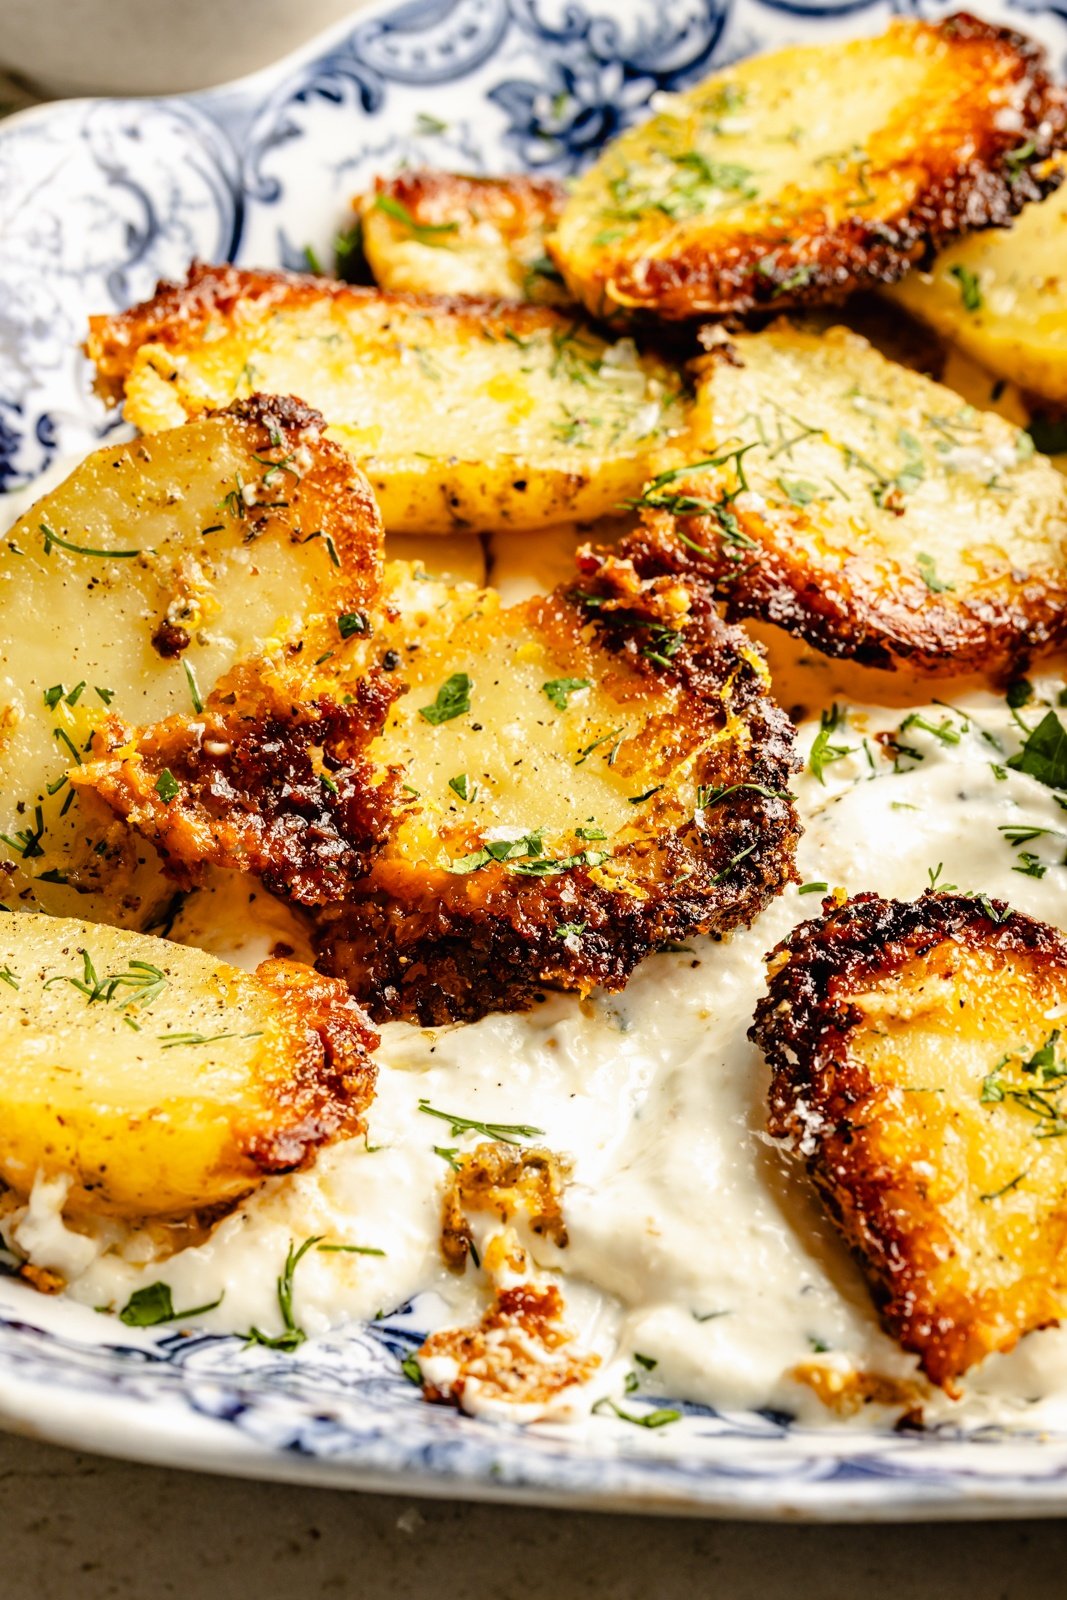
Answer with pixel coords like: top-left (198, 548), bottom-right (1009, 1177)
top-left (440, 1142), bottom-right (570, 1272)
top-left (81, 550), bottom-right (799, 1024)
top-left (550, 15), bottom-right (1066, 322)
top-left (752, 891), bottom-right (1067, 1389)
top-left (887, 156), bottom-right (1067, 405)
top-left (0, 395), bottom-right (382, 926)
top-left (0, 912), bottom-right (377, 1218)
top-left (314, 542), bottom-right (800, 1023)
top-left (359, 170), bottom-right (568, 304)
top-left (85, 263), bottom-right (688, 534)
top-left (635, 322), bottom-right (1067, 674)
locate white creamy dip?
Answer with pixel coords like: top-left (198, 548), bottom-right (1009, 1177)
top-left (6, 469), bottom-right (1067, 1434)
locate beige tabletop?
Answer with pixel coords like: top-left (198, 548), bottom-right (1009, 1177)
top-left (0, 1428), bottom-right (1064, 1599)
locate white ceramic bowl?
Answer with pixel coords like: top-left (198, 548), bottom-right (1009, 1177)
top-left (0, 0), bottom-right (368, 96)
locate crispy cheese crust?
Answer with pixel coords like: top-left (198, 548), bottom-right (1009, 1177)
top-left (0, 913), bottom-right (377, 1218)
top-left (550, 15), bottom-right (1067, 322)
top-left (752, 892), bottom-right (1067, 1388)
top-left (85, 262), bottom-right (687, 534)
top-left (637, 323), bottom-right (1067, 675)
top-left (314, 543), bottom-right (800, 1024)
top-left (360, 170), bottom-right (568, 304)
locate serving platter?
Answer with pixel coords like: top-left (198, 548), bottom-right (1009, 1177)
top-left (3, 0), bottom-right (1067, 1519)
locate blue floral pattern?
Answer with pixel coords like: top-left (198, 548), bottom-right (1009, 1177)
top-left (3, 0), bottom-right (1067, 1514)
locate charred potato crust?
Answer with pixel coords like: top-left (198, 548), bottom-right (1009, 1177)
top-left (315, 541), bottom-right (800, 1025)
top-left (752, 892), bottom-right (1067, 1388)
top-left (75, 664), bottom-right (403, 907)
top-left (637, 325), bottom-right (1067, 675)
top-left (360, 170), bottom-right (568, 304)
top-left (550, 15), bottom-right (1067, 322)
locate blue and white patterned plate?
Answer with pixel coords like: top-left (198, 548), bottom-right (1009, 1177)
top-left (3, 0), bottom-right (1067, 1519)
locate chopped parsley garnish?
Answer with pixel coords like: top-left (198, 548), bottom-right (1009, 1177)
top-left (556, 921), bottom-right (587, 940)
top-left (419, 672), bottom-right (471, 725)
top-left (696, 780), bottom-right (788, 811)
top-left (44, 950), bottom-right (167, 1009)
top-left (980, 1031), bottom-right (1067, 1139)
top-left (798, 881), bottom-right (828, 895)
top-left (373, 193), bottom-right (460, 245)
top-left (337, 611), bottom-right (368, 638)
top-left (244, 1236), bottom-right (322, 1352)
top-left (401, 1354), bottom-right (423, 1385)
top-left (949, 263), bottom-right (983, 312)
top-left (776, 477), bottom-right (821, 506)
top-left (0, 965), bottom-right (19, 989)
top-left (447, 773), bottom-right (477, 803)
top-left (1007, 710), bottom-right (1067, 790)
top-left (417, 1100), bottom-right (544, 1147)
top-left (916, 552), bottom-right (954, 594)
top-left (183, 659), bottom-right (204, 715)
top-left (39, 522), bottom-right (144, 559)
top-left (316, 1242), bottom-right (386, 1257)
top-left (155, 769), bottom-right (180, 804)
top-left (433, 1145), bottom-right (461, 1170)
top-left (593, 1397), bottom-right (681, 1429)
top-left (542, 677), bottom-right (591, 710)
top-left (157, 1030), bottom-right (260, 1049)
top-left (118, 1282), bottom-right (223, 1327)
top-left (0, 805), bottom-right (46, 860)
top-left (628, 786), bottom-right (663, 805)
top-left (1006, 678), bottom-right (1033, 710)
top-left (926, 862), bottom-right (958, 892)
top-left (808, 704), bottom-right (853, 784)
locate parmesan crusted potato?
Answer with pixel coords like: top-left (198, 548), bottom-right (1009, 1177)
top-left (314, 544), bottom-right (800, 1023)
top-left (0, 913), bottom-right (377, 1217)
top-left (79, 552), bottom-right (800, 1024)
top-left (0, 397), bottom-right (381, 925)
top-left (86, 263), bottom-right (688, 534)
top-left (753, 892), bottom-right (1067, 1389)
top-left (887, 156), bottom-right (1067, 405)
top-left (360, 171), bottom-right (568, 304)
top-left (550, 15), bottom-right (1066, 322)
top-left (638, 323), bottom-right (1067, 674)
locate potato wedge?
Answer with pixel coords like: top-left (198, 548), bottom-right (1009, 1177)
top-left (85, 263), bottom-right (688, 534)
top-left (752, 892), bottom-right (1067, 1389)
top-left (0, 912), bottom-right (377, 1217)
top-left (550, 15), bottom-right (1066, 322)
top-left (360, 171), bottom-right (568, 304)
top-left (0, 396), bottom-right (382, 924)
top-left (887, 156), bottom-right (1067, 405)
top-left (636, 323), bottom-right (1067, 674)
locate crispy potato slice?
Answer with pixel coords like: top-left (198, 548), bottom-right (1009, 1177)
top-left (314, 544), bottom-right (800, 1023)
top-left (752, 891), bottom-right (1067, 1389)
top-left (0, 396), bottom-right (381, 925)
top-left (0, 912), bottom-right (376, 1217)
top-left (550, 15), bottom-right (1066, 322)
top-left (86, 263), bottom-right (688, 534)
top-left (359, 171), bottom-right (568, 304)
top-left (637, 323), bottom-right (1067, 674)
top-left (81, 553), bottom-right (799, 1024)
top-left (887, 156), bottom-right (1067, 405)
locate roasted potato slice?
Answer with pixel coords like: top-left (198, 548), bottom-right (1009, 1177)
top-left (0, 396), bottom-right (381, 925)
top-left (550, 15), bottom-right (1066, 322)
top-left (314, 543), bottom-right (800, 1023)
top-left (359, 171), bottom-right (568, 304)
top-left (887, 156), bottom-right (1067, 405)
top-left (752, 891), bottom-right (1067, 1389)
top-left (80, 552), bottom-right (799, 1024)
top-left (637, 323), bottom-right (1067, 674)
top-left (0, 912), bottom-right (377, 1217)
top-left (86, 263), bottom-right (688, 534)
